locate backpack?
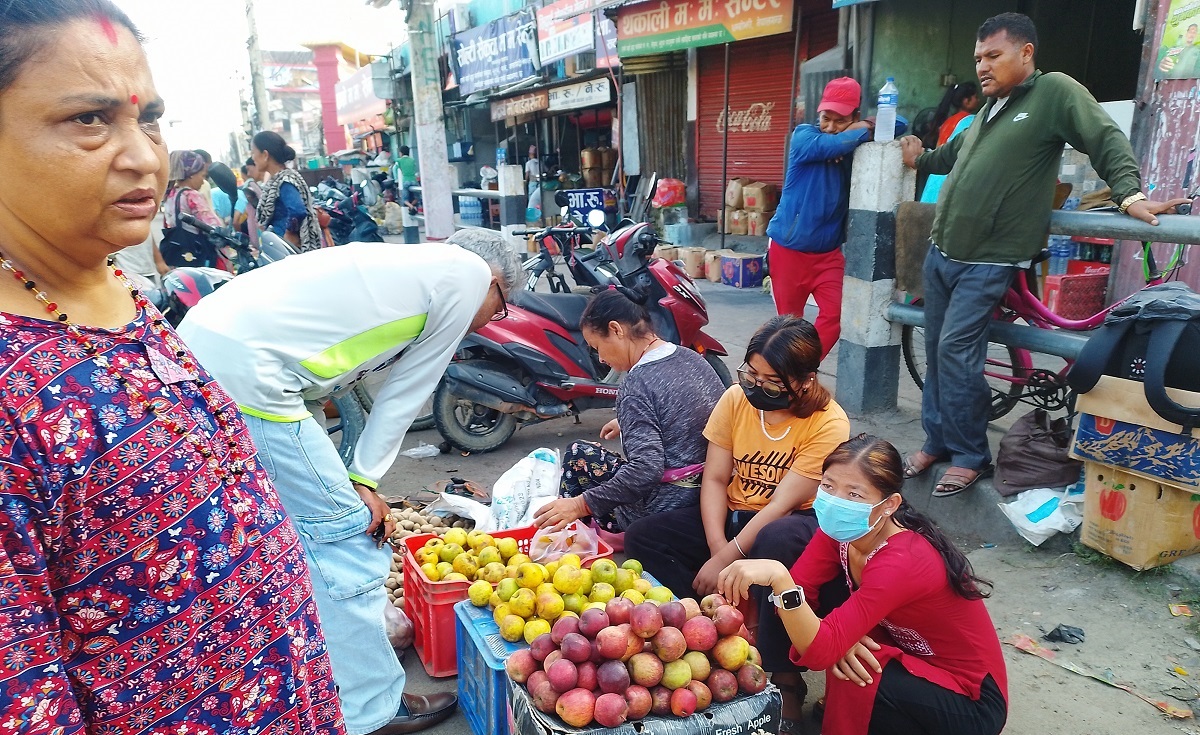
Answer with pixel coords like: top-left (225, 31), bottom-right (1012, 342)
top-left (159, 189), bottom-right (219, 268)
top-left (1068, 283), bottom-right (1200, 432)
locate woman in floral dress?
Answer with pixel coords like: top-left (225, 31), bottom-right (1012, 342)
top-left (0, 2), bottom-right (343, 733)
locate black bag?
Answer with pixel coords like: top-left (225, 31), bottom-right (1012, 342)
top-left (994, 409), bottom-right (1081, 496)
top-left (1068, 283), bottom-right (1200, 431)
top-left (159, 189), bottom-right (218, 268)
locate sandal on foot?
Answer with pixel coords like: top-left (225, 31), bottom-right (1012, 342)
top-left (932, 465), bottom-right (993, 498)
top-left (780, 718), bottom-right (802, 734)
top-left (812, 697), bottom-right (826, 722)
top-left (902, 451), bottom-right (944, 479)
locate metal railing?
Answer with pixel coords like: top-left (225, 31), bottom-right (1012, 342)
top-left (885, 211), bottom-right (1200, 359)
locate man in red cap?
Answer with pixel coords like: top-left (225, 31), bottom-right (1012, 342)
top-left (765, 76), bottom-right (875, 359)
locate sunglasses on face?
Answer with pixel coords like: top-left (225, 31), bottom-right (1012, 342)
top-left (737, 364), bottom-right (790, 399)
top-left (490, 283), bottom-right (509, 321)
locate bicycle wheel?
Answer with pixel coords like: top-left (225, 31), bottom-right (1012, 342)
top-left (901, 324), bottom-right (1024, 420)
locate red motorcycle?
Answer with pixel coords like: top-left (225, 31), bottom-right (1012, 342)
top-left (432, 220), bottom-right (732, 453)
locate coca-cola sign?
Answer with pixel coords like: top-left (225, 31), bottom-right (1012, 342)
top-left (716, 102), bottom-right (775, 134)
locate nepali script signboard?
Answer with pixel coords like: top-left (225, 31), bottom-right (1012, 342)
top-left (548, 77), bottom-right (612, 112)
top-left (617, 0), bottom-right (795, 57)
top-left (452, 7), bottom-right (540, 96)
top-left (537, 0), bottom-right (598, 65)
top-left (490, 90), bottom-right (550, 123)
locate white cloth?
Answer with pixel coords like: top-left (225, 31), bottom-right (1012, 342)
top-left (632, 341), bottom-right (676, 370)
top-left (986, 96), bottom-right (1009, 122)
top-left (178, 242), bottom-right (491, 486)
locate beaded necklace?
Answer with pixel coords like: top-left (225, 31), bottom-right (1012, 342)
top-left (0, 253), bottom-right (248, 486)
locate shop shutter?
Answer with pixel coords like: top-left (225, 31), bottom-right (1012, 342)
top-left (636, 68), bottom-right (688, 180)
top-left (696, 10), bottom-right (840, 220)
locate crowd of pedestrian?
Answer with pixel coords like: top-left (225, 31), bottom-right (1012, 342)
top-left (0, 1), bottom-right (1192, 735)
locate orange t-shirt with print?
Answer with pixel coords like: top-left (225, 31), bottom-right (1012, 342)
top-left (703, 385), bottom-right (851, 512)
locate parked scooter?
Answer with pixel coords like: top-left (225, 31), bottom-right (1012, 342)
top-left (432, 221), bottom-right (731, 453)
top-left (316, 185), bottom-right (383, 244)
top-left (155, 213), bottom-right (295, 325)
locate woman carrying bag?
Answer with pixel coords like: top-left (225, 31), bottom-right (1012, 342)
top-left (252, 130), bottom-right (323, 252)
top-left (161, 149), bottom-right (222, 267)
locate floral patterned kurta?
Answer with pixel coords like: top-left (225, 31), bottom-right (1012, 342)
top-left (0, 305), bottom-right (344, 734)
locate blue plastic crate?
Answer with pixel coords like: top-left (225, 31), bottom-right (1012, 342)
top-left (454, 571), bottom-right (670, 735)
top-left (455, 601), bottom-right (527, 735)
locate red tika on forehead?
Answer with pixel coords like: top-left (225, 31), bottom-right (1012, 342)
top-left (131, 95), bottom-right (139, 105)
top-left (96, 15), bottom-right (119, 45)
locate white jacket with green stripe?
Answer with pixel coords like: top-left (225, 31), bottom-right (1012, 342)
top-left (178, 242), bottom-right (491, 488)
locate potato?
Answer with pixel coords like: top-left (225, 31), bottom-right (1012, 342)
top-left (420, 524), bottom-right (433, 533)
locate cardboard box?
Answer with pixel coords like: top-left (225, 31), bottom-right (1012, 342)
top-left (705, 249), bottom-right (731, 283)
top-left (1079, 461), bottom-right (1200, 570)
top-left (508, 676), bottom-right (782, 735)
top-left (1071, 376), bottom-right (1200, 492)
top-left (724, 177), bottom-right (753, 208)
top-left (721, 252), bottom-right (765, 289)
top-left (727, 209), bottom-right (748, 236)
top-left (746, 210), bottom-right (774, 237)
top-left (653, 244), bottom-right (678, 261)
top-left (1065, 260), bottom-right (1111, 276)
top-left (679, 247), bottom-right (707, 279)
top-left (1043, 272), bottom-right (1107, 319)
top-left (741, 182), bottom-right (778, 212)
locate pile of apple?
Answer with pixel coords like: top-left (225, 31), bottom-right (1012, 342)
top-left (505, 593), bottom-right (767, 728)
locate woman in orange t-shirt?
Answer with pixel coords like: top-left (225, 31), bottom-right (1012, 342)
top-left (626, 315), bottom-right (851, 722)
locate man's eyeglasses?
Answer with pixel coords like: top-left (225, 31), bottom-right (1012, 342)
top-left (490, 283), bottom-right (509, 321)
top-left (737, 364), bottom-right (789, 399)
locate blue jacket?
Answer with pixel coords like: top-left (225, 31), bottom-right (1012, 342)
top-left (765, 125), bottom-right (871, 253)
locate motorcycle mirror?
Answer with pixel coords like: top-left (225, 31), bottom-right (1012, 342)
top-left (637, 231), bottom-right (657, 245)
top-left (587, 209), bottom-right (607, 228)
top-left (554, 190), bottom-right (569, 207)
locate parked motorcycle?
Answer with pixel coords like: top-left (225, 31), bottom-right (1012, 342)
top-left (432, 220), bottom-right (732, 453)
top-left (157, 213), bottom-right (295, 325)
top-left (316, 185), bottom-right (383, 245)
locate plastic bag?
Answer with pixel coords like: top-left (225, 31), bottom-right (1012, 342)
top-left (997, 485), bottom-right (1084, 546)
top-left (485, 448), bottom-right (561, 532)
top-left (651, 178), bottom-right (686, 208)
top-left (529, 521), bottom-right (599, 564)
top-left (401, 442), bottom-right (441, 459)
top-left (383, 604), bottom-right (413, 651)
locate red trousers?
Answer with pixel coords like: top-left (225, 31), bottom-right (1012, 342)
top-left (768, 240), bottom-right (845, 359)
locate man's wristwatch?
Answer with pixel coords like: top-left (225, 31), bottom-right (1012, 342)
top-left (1119, 191), bottom-right (1147, 214)
top-left (768, 587), bottom-right (806, 611)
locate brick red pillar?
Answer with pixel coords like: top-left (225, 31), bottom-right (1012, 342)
top-left (312, 45), bottom-right (347, 155)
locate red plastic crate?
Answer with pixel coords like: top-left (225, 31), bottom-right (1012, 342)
top-left (401, 524), bottom-right (614, 677)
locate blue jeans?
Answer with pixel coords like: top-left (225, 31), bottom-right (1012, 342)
top-left (920, 246), bottom-right (1016, 469)
top-left (244, 415), bottom-right (403, 735)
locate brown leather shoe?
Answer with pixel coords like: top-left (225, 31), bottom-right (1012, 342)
top-left (366, 692), bottom-right (458, 735)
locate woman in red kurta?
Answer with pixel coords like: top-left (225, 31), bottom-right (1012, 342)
top-left (718, 435), bottom-right (1007, 735)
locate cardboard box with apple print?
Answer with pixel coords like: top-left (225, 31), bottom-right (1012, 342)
top-left (1069, 376), bottom-right (1200, 492)
top-left (1080, 461), bottom-right (1200, 570)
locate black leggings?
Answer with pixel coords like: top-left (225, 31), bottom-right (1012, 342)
top-left (867, 661), bottom-right (1007, 735)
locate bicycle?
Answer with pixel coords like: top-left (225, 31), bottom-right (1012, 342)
top-left (902, 239), bottom-right (1191, 420)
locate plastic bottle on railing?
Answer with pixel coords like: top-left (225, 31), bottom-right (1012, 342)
top-left (1047, 236), bottom-right (1071, 275)
top-left (875, 77), bottom-right (899, 143)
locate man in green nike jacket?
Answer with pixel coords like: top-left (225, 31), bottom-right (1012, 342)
top-left (899, 12), bottom-right (1187, 497)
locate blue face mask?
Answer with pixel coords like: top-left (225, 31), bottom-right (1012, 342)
top-left (813, 488), bottom-right (887, 543)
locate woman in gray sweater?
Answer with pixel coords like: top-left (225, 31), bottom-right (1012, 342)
top-left (533, 288), bottom-right (726, 533)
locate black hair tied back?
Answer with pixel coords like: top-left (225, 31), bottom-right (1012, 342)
top-left (581, 286), bottom-right (653, 337)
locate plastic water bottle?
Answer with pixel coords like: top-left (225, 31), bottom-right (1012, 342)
top-left (1048, 236), bottom-right (1071, 275)
top-left (875, 77), bottom-right (898, 143)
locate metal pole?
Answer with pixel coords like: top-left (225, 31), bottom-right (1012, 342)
top-left (406, 0), bottom-right (456, 238)
top-left (719, 42), bottom-right (730, 251)
top-left (786, 11), bottom-right (803, 157)
top-left (535, 112), bottom-right (545, 227)
top-left (245, 0), bottom-right (270, 132)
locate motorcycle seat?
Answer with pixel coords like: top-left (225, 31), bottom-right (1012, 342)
top-left (510, 290), bottom-right (590, 330)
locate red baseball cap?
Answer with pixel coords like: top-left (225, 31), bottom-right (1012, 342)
top-left (819, 77), bottom-right (862, 117)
